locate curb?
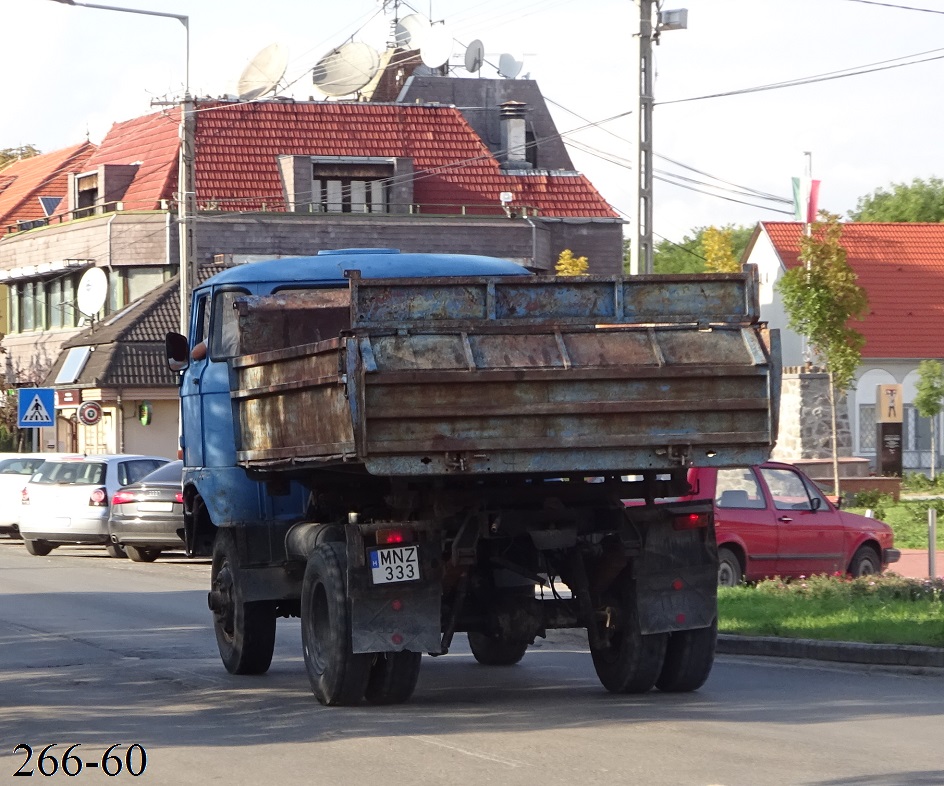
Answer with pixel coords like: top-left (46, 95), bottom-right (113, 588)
top-left (717, 634), bottom-right (944, 669)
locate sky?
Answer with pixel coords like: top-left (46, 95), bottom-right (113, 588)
top-left (5, 0), bottom-right (944, 244)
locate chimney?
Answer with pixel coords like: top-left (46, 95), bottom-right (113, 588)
top-left (499, 101), bottom-right (531, 170)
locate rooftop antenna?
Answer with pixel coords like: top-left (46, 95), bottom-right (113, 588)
top-left (312, 41), bottom-right (382, 97)
top-left (395, 13), bottom-right (430, 49)
top-left (76, 267), bottom-right (108, 325)
top-left (420, 22), bottom-right (453, 69)
top-left (464, 39), bottom-right (485, 74)
top-left (236, 43), bottom-right (289, 100)
top-left (497, 53), bottom-right (524, 79)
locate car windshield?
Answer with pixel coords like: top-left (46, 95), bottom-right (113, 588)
top-left (32, 461), bottom-right (106, 485)
top-left (0, 458), bottom-right (48, 475)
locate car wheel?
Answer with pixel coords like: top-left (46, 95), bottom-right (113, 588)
top-left (105, 542), bottom-right (127, 559)
top-left (848, 545), bottom-right (880, 577)
top-left (717, 547), bottom-right (744, 587)
top-left (24, 539), bottom-right (54, 556)
top-left (126, 545), bottom-right (161, 563)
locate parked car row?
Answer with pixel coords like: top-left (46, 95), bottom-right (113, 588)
top-left (4, 453), bottom-right (902, 583)
top-left (2, 454), bottom-right (185, 562)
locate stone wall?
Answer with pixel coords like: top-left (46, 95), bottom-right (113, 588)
top-left (772, 365), bottom-right (853, 461)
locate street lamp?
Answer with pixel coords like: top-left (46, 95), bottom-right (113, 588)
top-left (47, 0), bottom-right (193, 337)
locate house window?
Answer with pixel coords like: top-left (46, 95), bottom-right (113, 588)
top-left (311, 161), bottom-right (391, 214)
top-left (858, 405), bottom-right (876, 452)
top-left (75, 172), bottom-right (99, 218)
top-left (903, 405), bottom-right (931, 452)
top-left (6, 272), bottom-right (86, 334)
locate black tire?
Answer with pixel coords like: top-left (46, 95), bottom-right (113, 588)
top-left (301, 542), bottom-right (372, 706)
top-left (589, 572), bottom-right (668, 694)
top-left (467, 632), bottom-right (529, 666)
top-left (24, 539), bottom-right (54, 557)
top-left (717, 547), bottom-right (743, 587)
top-left (211, 529), bottom-right (277, 675)
top-left (126, 545), bottom-right (161, 563)
top-left (848, 545), bottom-right (880, 577)
top-left (104, 542), bottom-right (127, 559)
top-left (655, 619), bottom-right (718, 693)
top-left (363, 651), bottom-right (423, 705)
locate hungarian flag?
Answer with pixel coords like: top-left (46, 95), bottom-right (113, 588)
top-left (792, 176), bottom-right (821, 223)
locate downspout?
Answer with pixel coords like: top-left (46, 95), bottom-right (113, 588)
top-left (116, 393), bottom-right (124, 453)
top-left (524, 215), bottom-right (538, 269)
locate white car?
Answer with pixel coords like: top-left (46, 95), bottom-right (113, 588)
top-left (0, 453), bottom-right (81, 538)
top-left (19, 455), bottom-right (170, 557)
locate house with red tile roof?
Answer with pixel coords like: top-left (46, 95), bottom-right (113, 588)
top-left (744, 221), bottom-right (944, 473)
top-left (0, 142), bottom-right (96, 230)
top-left (1, 81), bottom-right (623, 456)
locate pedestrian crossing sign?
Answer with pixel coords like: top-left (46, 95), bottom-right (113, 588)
top-left (17, 388), bottom-right (56, 428)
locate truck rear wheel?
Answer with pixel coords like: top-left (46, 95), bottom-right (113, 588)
top-left (655, 619), bottom-right (717, 692)
top-left (211, 529), bottom-right (276, 675)
top-left (301, 542), bottom-right (372, 706)
top-left (589, 574), bottom-right (667, 694)
top-left (363, 651), bottom-right (422, 704)
top-left (467, 632), bottom-right (529, 666)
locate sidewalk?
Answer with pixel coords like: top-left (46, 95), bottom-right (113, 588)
top-left (888, 548), bottom-right (944, 580)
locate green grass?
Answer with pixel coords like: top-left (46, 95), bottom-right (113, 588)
top-left (717, 573), bottom-right (944, 647)
top-left (843, 487), bottom-right (944, 549)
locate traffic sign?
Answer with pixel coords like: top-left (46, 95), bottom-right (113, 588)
top-left (77, 401), bottom-right (103, 427)
top-left (18, 388), bottom-right (56, 428)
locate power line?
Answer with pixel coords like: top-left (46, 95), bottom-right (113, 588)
top-left (839, 0), bottom-right (944, 14)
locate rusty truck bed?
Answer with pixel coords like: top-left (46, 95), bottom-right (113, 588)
top-left (230, 268), bottom-right (780, 476)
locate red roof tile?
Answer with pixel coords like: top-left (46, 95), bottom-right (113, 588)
top-left (90, 100), bottom-right (617, 219)
top-left (0, 142), bottom-right (96, 228)
top-left (762, 221), bottom-right (944, 360)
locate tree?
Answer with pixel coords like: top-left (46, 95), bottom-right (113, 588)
top-left (0, 144), bottom-right (40, 169)
top-left (915, 360), bottom-right (944, 481)
top-left (556, 249), bottom-right (589, 276)
top-left (640, 225), bottom-right (753, 275)
top-left (776, 213), bottom-right (869, 495)
top-left (849, 176), bottom-right (944, 223)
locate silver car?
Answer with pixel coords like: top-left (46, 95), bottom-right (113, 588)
top-left (19, 455), bottom-right (170, 557)
top-left (0, 453), bottom-right (81, 537)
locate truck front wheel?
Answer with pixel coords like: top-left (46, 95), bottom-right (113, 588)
top-left (301, 542), bottom-right (372, 706)
top-left (210, 529), bottom-right (276, 675)
top-left (589, 574), bottom-right (667, 694)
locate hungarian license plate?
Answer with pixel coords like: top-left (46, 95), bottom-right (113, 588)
top-left (138, 501), bottom-right (173, 512)
top-left (368, 545), bottom-right (419, 584)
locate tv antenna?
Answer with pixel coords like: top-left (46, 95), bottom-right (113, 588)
top-left (464, 40), bottom-right (485, 73)
top-left (420, 23), bottom-right (453, 69)
top-left (76, 267), bottom-right (108, 321)
top-left (312, 41), bottom-right (382, 97)
top-left (237, 43), bottom-right (289, 101)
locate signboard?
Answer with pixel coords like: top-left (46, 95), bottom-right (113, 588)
top-left (876, 384), bottom-right (903, 424)
top-left (17, 388), bottom-right (55, 428)
top-left (77, 401), bottom-right (103, 427)
top-left (56, 390), bottom-right (82, 408)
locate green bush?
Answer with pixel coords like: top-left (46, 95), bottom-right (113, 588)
top-left (843, 489), bottom-right (892, 516)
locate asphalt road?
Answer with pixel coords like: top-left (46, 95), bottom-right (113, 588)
top-left (1, 541), bottom-right (942, 786)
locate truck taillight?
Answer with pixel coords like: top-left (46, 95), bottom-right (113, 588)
top-left (673, 512), bottom-right (710, 531)
top-left (376, 527), bottom-right (413, 545)
top-left (89, 488), bottom-right (108, 507)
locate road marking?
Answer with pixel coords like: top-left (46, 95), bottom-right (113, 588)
top-left (408, 735), bottom-right (523, 768)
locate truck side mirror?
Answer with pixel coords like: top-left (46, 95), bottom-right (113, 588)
top-left (166, 332), bottom-right (190, 372)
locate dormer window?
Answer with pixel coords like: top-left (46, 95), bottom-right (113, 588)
top-left (312, 159), bottom-right (392, 214)
top-left (74, 172), bottom-right (99, 219)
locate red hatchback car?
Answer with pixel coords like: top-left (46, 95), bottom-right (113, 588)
top-left (687, 462), bottom-right (901, 586)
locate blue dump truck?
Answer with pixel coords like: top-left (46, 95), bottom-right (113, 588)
top-left (166, 248), bottom-right (780, 706)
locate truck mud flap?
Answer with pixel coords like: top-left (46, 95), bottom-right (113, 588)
top-left (348, 579), bottom-right (443, 655)
top-left (635, 520), bottom-right (718, 635)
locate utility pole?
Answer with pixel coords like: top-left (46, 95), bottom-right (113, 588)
top-left (629, 2), bottom-right (687, 275)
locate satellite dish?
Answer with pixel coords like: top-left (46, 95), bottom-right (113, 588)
top-left (77, 267), bottom-right (107, 318)
top-left (498, 53), bottom-right (524, 79)
top-left (465, 39), bottom-right (485, 73)
top-left (420, 24), bottom-right (453, 69)
top-left (312, 41), bottom-right (381, 97)
top-left (237, 43), bottom-right (288, 100)
top-left (395, 13), bottom-right (430, 49)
